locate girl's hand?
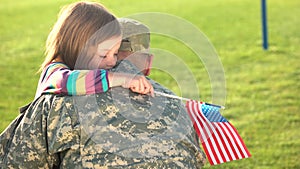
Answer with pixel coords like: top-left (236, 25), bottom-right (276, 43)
top-left (124, 75), bottom-right (154, 97)
top-left (108, 72), bottom-right (154, 96)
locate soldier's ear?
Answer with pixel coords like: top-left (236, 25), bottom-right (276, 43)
top-left (143, 54), bottom-right (153, 76)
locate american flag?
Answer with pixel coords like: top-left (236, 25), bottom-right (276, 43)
top-left (186, 100), bottom-right (251, 165)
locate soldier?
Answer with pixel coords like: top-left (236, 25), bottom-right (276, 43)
top-left (117, 18), bottom-right (153, 76)
top-left (0, 16), bottom-right (206, 169)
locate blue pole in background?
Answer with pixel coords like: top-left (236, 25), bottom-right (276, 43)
top-left (261, 0), bottom-right (268, 50)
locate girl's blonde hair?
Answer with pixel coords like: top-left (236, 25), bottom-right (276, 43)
top-left (41, 1), bottom-right (121, 71)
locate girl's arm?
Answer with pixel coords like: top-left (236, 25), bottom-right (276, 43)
top-left (38, 62), bottom-right (109, 95)
top-left (38, 62), bottom-right (153, 96)
top-left (108, 72), bottom-right (154, 96)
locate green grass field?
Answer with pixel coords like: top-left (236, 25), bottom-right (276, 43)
top-left (1, 0), bottom-right (299, 168)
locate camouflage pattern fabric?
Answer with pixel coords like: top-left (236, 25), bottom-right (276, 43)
top-left (118, 18), bottom-right (150, 52)
top-left (0, 60), bottom-right (206, 168)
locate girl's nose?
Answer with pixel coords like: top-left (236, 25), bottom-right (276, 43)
top-left (106, 55), bottom-right (117, 67)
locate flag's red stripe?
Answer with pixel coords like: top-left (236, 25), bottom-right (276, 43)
top-left (190, 100), bottom-right (231, 164)
top-left (225, 122), bottom-right (251, 158)
top-left (219, 122), bottom-right (240, 160)
top-left (191, 101), bottom-right (211, 142)
top-left (214, 123), bottom-right (235, 161)
top-left (189, 101), bottom-right (218, 164)
top-left (223, 122), bottom-right (247, 159)
top-left (224, 123), bottom-right (245, 158)
top-left (185, 101), bottom-right (196, 124)
top-left (207, 121), bottom-right (238, 164)
top-left (193, 101), bottom-right (214, 141)
top-left (227, 123), bottom-right (251, 157)
top-left (201, 137), bottom-right (214, 165)
top-left (225, 122), bottom-right (247, 159)
top-left (185, 101), bottom-right (202, 138)
top-left (212, 123), bottom-right (233, 162)
top-left (205, 135), bottom-right (222, 165)
top-left (196, 101), bottom-right (229, 164)
top-left (186, 101), bottom-right (205, 141)
top-left (185, 100), bottom-right (251, 165)
top-left (210, 126), bottom-right (227, 164)
top-left (191, 101), bottom-right (205, 137)
top-left (204, 114), bottom-right (237, 164)
top-left (195, 101), bottom-right (224, 164)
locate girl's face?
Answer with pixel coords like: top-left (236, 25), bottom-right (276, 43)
top-left (93, 37), bottom-right (121, 69)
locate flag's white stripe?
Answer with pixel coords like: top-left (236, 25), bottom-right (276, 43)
top-left (224, 122), bottom-right (250, 158)
top-left (187, 100), bottom-right (251, 165)
top-left (197, 103), bottom-right (226, 164)
top-left (209, 124), bottom-right (232, 164)
top-left (212, 123), bottom-right (232, 162)
top-left (191, 101), bottom-right (217, 165)
top-left (214, 123), bottom-right (236, 161)
top-left (206, 127), bottom-right (225, 164)
top-left (203, 129), bottom-right (221, 164)
top-left (198, 103), bottom-right (217, 136)
top-left (188, 100), bottom-right (251, 165)
top-left (219, 122), bottom-right (242, 159)
top-left (202, 137), bottom-right (217, 164)
top-left (193, 101), bottom-right (214, 141)
top-left (187, 101), bottom-right (207, 141)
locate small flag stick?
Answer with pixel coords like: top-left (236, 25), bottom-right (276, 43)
top-left (154, 91), bottom-right (225, 109)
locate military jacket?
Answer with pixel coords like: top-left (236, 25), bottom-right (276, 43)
top-left (0, 61), bottom-right (206, 168)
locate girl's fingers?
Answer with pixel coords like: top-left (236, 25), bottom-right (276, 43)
top-left (149, 84), bottom-right (154, 97)
top-left (143, 78), bottom-right (151, 94)
top-left (130, 86), bottom-right (137, 92)
top-left (139, 78), bottom-right (145, 94)
top-left (127, 75), bottom-right (154, 96)
top-left (143, 78), bottom-right (154, 97)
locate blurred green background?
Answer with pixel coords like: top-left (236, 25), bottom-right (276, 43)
top-left (0, 0), bottom-right (299, 168)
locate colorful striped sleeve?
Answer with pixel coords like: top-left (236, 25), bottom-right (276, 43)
top-left (38, 62), bottom-right (110, 96)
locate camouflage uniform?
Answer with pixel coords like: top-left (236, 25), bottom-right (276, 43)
top-left (0, 18), bottom-right (206, 168)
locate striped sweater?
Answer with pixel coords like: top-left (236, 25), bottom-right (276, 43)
top-left (35, 62), bottom-right (109, 98)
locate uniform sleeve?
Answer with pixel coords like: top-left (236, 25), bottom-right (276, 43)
top-left (39, 63), bottom-right (110, 95)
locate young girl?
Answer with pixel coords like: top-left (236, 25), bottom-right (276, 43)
top-left (35, 1), bottom-right (153, 99)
